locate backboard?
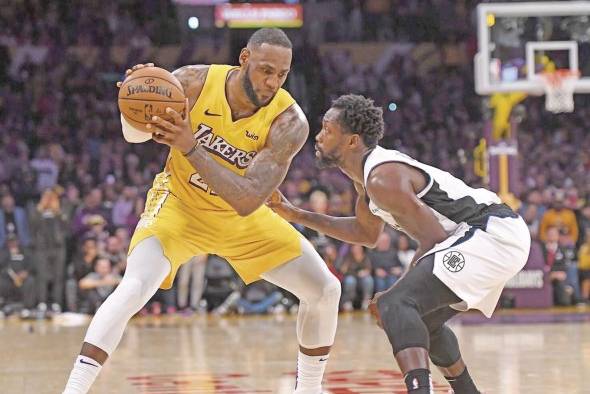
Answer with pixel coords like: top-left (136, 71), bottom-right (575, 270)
top-left (475, 1), bottom-right (590, 95)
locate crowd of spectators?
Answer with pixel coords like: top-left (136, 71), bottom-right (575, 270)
top-left (1, 0), bottom-right (590, 319)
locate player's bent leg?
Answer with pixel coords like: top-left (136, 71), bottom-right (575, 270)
top-left (421, 306), bottom-right (461, 369)
top-left (63, 236), bottom-right (171, 394)
top-left (375, 255), bottom-right (462, 394)
top-left (261, 238), bottom-right (341, 394)
top-left (262, 238), bottom-right (341, 350)
top-left (423, 307), bottom-right (480, 394)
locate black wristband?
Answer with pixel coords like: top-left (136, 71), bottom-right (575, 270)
top-left (183, 141), bottom-right (200, 157)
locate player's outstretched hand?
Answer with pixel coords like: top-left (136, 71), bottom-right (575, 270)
top-left (266, 190), bottom-right (299, 222)
top-left (368, 291), bottom-right (385, 329)
top-left (115, 63), bottom-right (155, 88)
top-left (150, 99), bottom-right (196, 154)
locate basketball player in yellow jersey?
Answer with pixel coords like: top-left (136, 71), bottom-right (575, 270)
top-left (63, 29), bottom-right (341, 394)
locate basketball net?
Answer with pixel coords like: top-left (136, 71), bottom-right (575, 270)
top-left (539, 69), bottom-right (579, 113)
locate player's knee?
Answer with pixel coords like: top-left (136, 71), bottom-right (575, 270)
top-left (298, 273), bottom-right (341, 307)
top-left (295, 276), bottom-right (340, 349)
top-left (377, 286), bottom-right (417, 319)
top-left (377, 287), bottom-right (419, 335)
top-left (429, 325), bottom-right (460, 367)
top-left (114, 277), bottom-right (150, 312)
top-left (323, 276), bottom-right (342, 307)
top-left (315, 275), bottom-right (341, 307)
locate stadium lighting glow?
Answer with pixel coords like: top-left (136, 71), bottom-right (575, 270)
top-left (188, 17), bottom-right (200, 29)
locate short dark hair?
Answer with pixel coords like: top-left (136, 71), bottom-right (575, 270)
top-left (331, 94), bottom-right (384, 148)
top-left (247, 28), bottom-right (292, 49)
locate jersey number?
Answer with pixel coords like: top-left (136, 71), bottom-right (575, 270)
top-left (189, 172), bottom-right (217, 195)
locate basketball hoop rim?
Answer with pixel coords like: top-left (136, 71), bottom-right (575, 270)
top-left (538, 69), bottom-right (580, 87)
top-left (535, 69), bottom-right (579, 113)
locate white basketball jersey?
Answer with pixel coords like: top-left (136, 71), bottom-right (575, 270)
top-left (363, 146), bottom-right (510, 235)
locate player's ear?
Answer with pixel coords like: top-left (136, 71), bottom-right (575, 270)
top-left (349, 133), bottom-right (362, 148)
top-left (239, 48), bottom-right (250, 67)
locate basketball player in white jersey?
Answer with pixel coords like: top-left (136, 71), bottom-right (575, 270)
top-left (268, 94), bottom-right (531, 394)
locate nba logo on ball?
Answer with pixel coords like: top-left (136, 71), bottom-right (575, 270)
top-left (443, 251), bottom-right (465, 272)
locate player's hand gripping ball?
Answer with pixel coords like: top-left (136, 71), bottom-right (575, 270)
top-left (117, 64), bottom-right (186, 133)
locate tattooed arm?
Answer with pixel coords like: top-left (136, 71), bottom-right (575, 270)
top-left (184, 104), bottom-right (309, 216)
top-left (150, 66), bottom-right (309, 215)
top-left (172, 65), bottom-right (210, 108)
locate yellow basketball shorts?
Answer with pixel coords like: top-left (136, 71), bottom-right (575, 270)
top-left (129, 190), bottom-right (303, 289)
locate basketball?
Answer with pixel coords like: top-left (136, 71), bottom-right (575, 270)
top-left (118, 67), bottom-right (185, 133)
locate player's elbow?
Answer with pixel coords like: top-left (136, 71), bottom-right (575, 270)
top-left (348, 233), bottom-right (378, 248)
top-left (234, 202), bottom-right (260, 217)
top-left (235, 207), bottom-right (254, 217)
top-left (363, 239), bottom-right (378, 249)
top-left (227, 186), bottom-right (266, 216)
top-left (362, 235), bottom-right (380, 249)
top-left (359, 227), bottom-right (381, 249)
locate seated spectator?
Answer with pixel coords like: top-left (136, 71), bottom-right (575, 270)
top-left (78, 257), bottom-right (121, 314)
top-left (396, 234), bottom-right (416, 270)
top-left (577, 234), bottom-right (590, 303)
top-left (142, 288), bottom-right (177, 316)
top-left (111, 185), bottom-right (139, 229)
top-left (322, 242), bottom-right (343, 281)
top-left (539, 190), bottom-right (579, 244)
top-left (235, 281), bottom-right (284, 315)
top-left (84, 214), bottom-right (109, 252)
top-left (203, 255), bottom-right (240, 311)
top-left (522, 203), bottom-right (541, 240)
top-left (0, 193), bottom-right (31, 248)
top-left (559, 228), bottom-right (582, 303)
top-left (543, 227), bottom-right (576, 306)
top-left (103, 235), bottom-right (127, 275)
top-left (65, 237), bottom-right (99, 312)
top-left (576, 205), bottom-right (590, 250)
top-left (71, 188), bottom-right (109, 238)
top-left (340, 244), bottom-right (374, 311)
top-left (114, 226), bottom-right (131, 250)
top-left (301, 189), bottom-right (334, 253)
top-left (0, 234), bottom-right (36, 317)
top-left (368, 232), bottom-right (403, 293)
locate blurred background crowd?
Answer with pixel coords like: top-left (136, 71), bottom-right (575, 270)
top-left (1, 0), bottom-right (590, 319)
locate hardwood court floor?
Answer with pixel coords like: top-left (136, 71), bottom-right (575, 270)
top-left (1, 311), bottom-right (590, 393)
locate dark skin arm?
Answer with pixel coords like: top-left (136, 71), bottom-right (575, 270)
top-left (366, 162), bottom-right (447, 266)
top-left (267, 182), bottom-right (385, 248)
top-left (366, 162), bottom-right (447, 327)
top-left (79, 275), bottom-right (121, 290)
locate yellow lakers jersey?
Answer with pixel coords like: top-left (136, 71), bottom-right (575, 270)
top-left (156, 64), bottom-right (295, 211)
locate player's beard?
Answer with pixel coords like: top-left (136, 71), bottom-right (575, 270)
top-left (242, 64), bottom-right (273, 108)
top-left (315, 146), bottom-right (340, 169)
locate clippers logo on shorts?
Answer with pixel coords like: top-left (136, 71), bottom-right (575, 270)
top-left (193, 123), bottom-right (257, 169)
top-left (443, 251), bottom-right (465, 272)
